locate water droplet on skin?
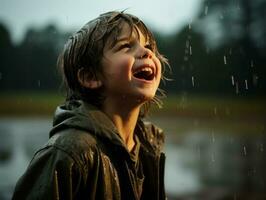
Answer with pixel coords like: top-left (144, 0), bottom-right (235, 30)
top-left (231, 75), bottom-right (235, 86)
top-left (224, 55), bottom-right (227, 65)
top-left (245, 80), bottom-right (248, 90)
top-left (205, 5), bottom-right (209, 15)
top-left (191, 76), bottom-right (195, 87)
top-left (189, 46), bottom-right (192, 55)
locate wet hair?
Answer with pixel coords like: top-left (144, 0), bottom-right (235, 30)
top-left (58, 11), bottom-right (169, 117)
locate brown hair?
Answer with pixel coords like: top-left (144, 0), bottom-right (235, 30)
top-left (57, 11), bottom-right (168, 116)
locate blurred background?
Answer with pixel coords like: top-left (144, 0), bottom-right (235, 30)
top-left (0, 0), bottom-right (266, 199)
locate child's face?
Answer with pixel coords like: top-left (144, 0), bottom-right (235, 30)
top-left (100, 23), bottom-right (161, 104)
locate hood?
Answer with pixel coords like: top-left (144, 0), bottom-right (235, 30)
top-left (50, 100), bottom-right (165, 155)
top-left (50, 100), bottom-right (125, 148)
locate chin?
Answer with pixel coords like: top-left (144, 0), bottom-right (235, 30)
top-left (137, 92), bottom-right (156, 103)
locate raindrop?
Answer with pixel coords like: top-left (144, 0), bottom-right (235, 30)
top-left (38, 80), bottom-right (41, 87)
top-left (206, 47), bottom-right (210, 54)
top-left (252, 74), bottom-right (258, 86)
top-left (214, 107), bottom-right (217, 115)
top-left (260, 144), bottom-right (264, 152)
top-left (250, 60), bottom-right (254, 68)
top-left (231, 75), bottom-right (235, 86)
top-left (186, 40), bottom-right (190, 48)
top-left (225, 107), bottom-right (231, 115)
top-left (229, 48), bottom-right (232, 55)
top-left (211, 153), bottom-right (215, 162)
top-left (235, 82), bottom-right (239, 94)
top-left (184, 56), bottom-right (189, 61)
top-left (188, 23), bottom-right (192, 30)
top-left (243, 146), bottom-right (247, 156)
top-left (205, 5), bottom-right (209, 15)
top-left (245, 79), bottom-right (248, 90)
top-left (211, 131), bottom-right (215, 143)
top-left (223, 55), bottom-right (227, 65)
top-left (188, 19), bottom-right (193, 30)
top-left (189, 46), bottom-right (192, 55)
top-left (234, 193), bottom-right (237, 200)
top-left (191, 76), bottom-right (195, 87)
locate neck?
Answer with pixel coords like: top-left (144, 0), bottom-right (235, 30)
top-left (102, 97), bottom-right (141, 151)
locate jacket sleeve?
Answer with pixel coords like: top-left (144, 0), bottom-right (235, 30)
top-left (12, 146), bottom-right (87, 200)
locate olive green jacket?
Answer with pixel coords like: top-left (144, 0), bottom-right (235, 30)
top-left (12, 100), bottom-right (166, 200)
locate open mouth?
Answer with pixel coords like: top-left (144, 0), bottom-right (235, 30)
top-left (132, 66), bottom-right (155, 81)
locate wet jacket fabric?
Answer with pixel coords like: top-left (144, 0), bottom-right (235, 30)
top-left (12, 100), bottom-right (166, 200)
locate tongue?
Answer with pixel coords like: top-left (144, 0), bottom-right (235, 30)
top-left (134, 71), bottom-right (153, 80)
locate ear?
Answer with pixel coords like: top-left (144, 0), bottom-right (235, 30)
top-left (77, 68), bottom-right (102, 89)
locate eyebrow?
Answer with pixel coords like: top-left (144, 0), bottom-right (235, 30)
top-left (116, 36), bottom-right (131, 43)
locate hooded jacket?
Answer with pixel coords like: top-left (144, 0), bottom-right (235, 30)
top-left (12, 100), bottom-right (166, 200)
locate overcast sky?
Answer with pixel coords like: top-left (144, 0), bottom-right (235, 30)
top-left (0, 0), bottom-right (201, 43)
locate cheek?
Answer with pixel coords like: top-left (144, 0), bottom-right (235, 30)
top-left (112, 55), bottom-right (135, 78)
top-left (103, 55), bottom-right (135, 81)
top-left (154, 58), bottom-right (162, 79)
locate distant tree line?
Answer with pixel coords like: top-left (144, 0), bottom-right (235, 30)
top-left (0, 24), bottom-right (69, 92)
top-left (0, 0), bottom-right (265, 97)
top-left (156, 0), bottom-right (266, 97)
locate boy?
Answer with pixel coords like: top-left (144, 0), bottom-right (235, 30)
top-left (12, 11), bottom-right (168, 200)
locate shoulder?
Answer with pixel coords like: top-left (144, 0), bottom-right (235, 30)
top-left (38, 129), bottom-right (100, 170)
top-left (47, 128), bottom-right (98, 153)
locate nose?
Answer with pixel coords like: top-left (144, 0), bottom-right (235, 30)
top-left (137, 46), bottom-right (153, 59)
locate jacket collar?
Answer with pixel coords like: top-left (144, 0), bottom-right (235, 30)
top-left (50, 100), bottom-right (164, 156)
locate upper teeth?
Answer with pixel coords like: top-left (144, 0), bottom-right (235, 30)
top-left (133, 67), bottom-right (153, 75)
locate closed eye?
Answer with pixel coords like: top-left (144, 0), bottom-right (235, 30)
top-left (118, 43), bottom-right (131, 50)
top-left (145, 44), bottom-right (153, 51)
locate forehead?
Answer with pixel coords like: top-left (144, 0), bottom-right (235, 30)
top-left (105, 20), bottom-right (151, 49)
top-left (117, 23), bottom-right (146, 41)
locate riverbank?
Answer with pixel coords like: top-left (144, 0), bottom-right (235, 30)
top-left (1, 92), bottom-right (265, 118)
